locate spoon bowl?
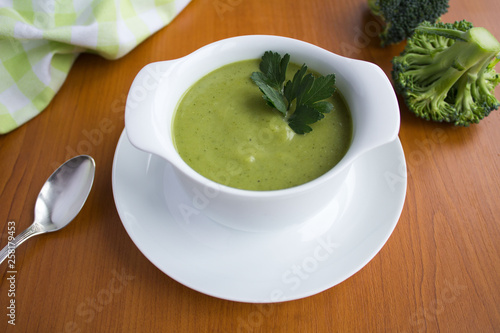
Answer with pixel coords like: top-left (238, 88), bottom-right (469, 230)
top-left (0, 155), bottom-right (95, 264)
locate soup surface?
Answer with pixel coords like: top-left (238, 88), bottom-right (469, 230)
top-left (172, 59), bottom-right (352, 191)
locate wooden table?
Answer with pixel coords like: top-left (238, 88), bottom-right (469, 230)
top-left (1, 0), bottom-right (499, 331)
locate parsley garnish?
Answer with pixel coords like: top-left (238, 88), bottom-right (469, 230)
top-left (251, 51), bottom-right (336, 134)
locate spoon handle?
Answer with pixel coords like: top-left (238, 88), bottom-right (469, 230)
top-left (0, 223), bottom-right (45, 265)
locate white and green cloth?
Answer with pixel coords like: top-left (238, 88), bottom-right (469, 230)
top-left (0, 0), bottom-right (191, 134)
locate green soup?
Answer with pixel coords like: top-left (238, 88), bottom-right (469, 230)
top-left (172, 59), bottom-right (352, 191)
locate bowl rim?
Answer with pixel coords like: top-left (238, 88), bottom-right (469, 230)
top-left (127, 34), bottom-right (399, 199)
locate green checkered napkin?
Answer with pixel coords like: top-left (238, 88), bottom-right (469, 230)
top-left (0, 0), bottom-right (191, 134)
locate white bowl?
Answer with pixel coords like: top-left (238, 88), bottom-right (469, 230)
top-left (125, 35), bottom-right (400, 232)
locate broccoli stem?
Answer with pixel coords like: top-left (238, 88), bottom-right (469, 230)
top-left (417, 27), bottom-right (500, 100)
top-left (416, 25), bottom-right (468, 42)
top-left (393, 20), bottom-right (500, 125)
top-left (454, 71), bottom-right (476, 122)
top-left (367, 0), bottom-right (380, 16)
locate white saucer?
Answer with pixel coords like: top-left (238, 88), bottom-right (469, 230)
top-left (112, 130), bottom-right (407, 303)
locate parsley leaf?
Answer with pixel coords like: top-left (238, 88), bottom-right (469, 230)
top-left (251, 71), bottom-right (287, 115)
top-left (283, 64), bottom-right (309, 108)
top-left (251, 51), bottom-right (336, 134)
top-left (297, 74), bottom-right (336, 107)
top-left (258, 51), bottom-right (290, 89)
top-left (288, 104), bottom-right (325, 134)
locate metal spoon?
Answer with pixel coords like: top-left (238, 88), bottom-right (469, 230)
top-left (0, 155), bottom-right (95, 264)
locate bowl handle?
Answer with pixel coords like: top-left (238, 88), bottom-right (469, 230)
top-left (350, 60), bottom-right (400, 156)
top-left (125, 61), bottom-right (172, 159)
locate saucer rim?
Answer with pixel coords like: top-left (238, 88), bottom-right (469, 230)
top-left (112, 129), bottom-right (407, 303)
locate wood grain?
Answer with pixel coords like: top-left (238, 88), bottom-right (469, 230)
top-left (1, 0), bottom-right (499, 332)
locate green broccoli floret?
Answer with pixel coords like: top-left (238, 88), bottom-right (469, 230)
top-left (368, 0), bottom-right (449, 46)
top-left (392, 20), bottom-right (500, 126)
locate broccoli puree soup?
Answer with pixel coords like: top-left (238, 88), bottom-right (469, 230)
top-left (172, 59), bottom-right (352, 191)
